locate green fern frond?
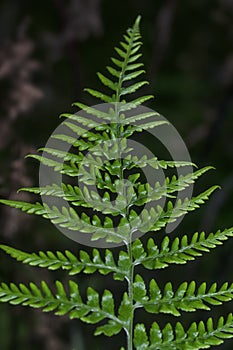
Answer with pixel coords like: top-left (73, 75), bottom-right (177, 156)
top-left (71, 102), bottom-right (113, 121)
top-left (26, 154), bottom-right (80, 176)
top-left (133, 227), bottom-right (233, 270)
top-left (131, 166), bottom-right (213, 207)
top-left (84, 15), bottom-right (147, 104)
top-left (134, 314), bottom-right (233, 349)
top-left (51, 133), bottom-right (92, 150)
top-left (0, 15), bottom-right (233, 350)
top-left (0, 199), bottom-right (46, 215)
top-left (118, 95), bottom-right (154, 111)
top-left (0, 280), bottom-right (125, 330)
top-left (0, 200), bottom-right (128, 242)
top-left (131, 185), bottom-right (219, 234)
top-left (133, 275), bottom-right (233, 316)
top-left (0, 245), bottom-right (129, 281)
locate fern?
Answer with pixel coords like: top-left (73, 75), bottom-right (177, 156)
top-left (0, 16), bottom-right (233, 349)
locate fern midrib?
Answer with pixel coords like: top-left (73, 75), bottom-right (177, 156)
top-left (109, 21), bottom-right (141, 350)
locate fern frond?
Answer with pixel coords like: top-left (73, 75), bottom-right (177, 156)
top-left (95, 292), bottom-right (132, 336)
top-left (123, 154), bottom-right (195, 170)
top-left (63, 121), bottom-right (103, 141)
top-left (3, 200), bottom-right (128, 243)
top-left (84, 15), bottom-right (148, 105)
top-left (84, 88), bottom-right (113, 103)
top-left (119, 81), bottom-right (148, 96)
top-left (59, 113), bottom-right (100, 127)
top-left (26, 154), bottom-right (80, 176)
top-left (118, 121), bottom-right (168, 141)
top-left (133, 275), bottom-right (233, 317)
top-left (0, 199), bottom-right (46, 215)
top-left (133, 227), bottom-right (233, 270)
top-left (120, 111), bottom-right (159, 124)
top-left (51, 133), bottom-right (92, 150)
top-left (71, 102), bottom-right (114, 121)
top-left (18, 183), bottom-right (120, 214)
top-left (118, 95), bottom-right (154, 111)
top-left (37, 147), bottom-right (83, 162)
top-left (1, 15), bottom-right (233, 350)
top-left (150, 185), bottom-right (219, 231)
top-left (132, 166), bottom-right (213, 207)
top-left (0, 280), bottom-right (125, 330)
top-left (0, 280), bottom-right (136, 337)
top-left (134, 314), bottom-right (233, 349)
top-left (130, 185), bottom-right (219, 234)
top-left (0, 245), bottom-right (129, 281)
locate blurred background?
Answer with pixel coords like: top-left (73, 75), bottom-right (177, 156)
top-left (0, 0), bottom-right (233, 349)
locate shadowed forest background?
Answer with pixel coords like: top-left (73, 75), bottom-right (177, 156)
top-left (0, 0), bottom-right (233, 349)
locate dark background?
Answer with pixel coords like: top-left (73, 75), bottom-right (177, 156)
top-left (0, 0), bottom-right (233, 349)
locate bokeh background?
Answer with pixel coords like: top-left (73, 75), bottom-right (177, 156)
top-left (0, 0), bottom-right (233, 349)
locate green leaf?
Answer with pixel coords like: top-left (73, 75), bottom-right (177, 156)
top-left (101, 290), bottom-right (115, 315)
top-left (95, 321), bottom-right (122, 337)
top-left (106, 66), bottom-right (120, 78)
top-left (134, 324), bottom-right (149, 350)
top-left (145, 315), bottom-right (233, 349)
top-left (118, 293), bottom-right (132, 322)
top-left (137, 279), bottom-right (233, 317)
top-left (0, 200), bottom-right (47, 216)
top-left (1, 15), bottom-right (233, 350)
top-left (133, 274), bottom-right (148, 302)
top-left (71, 102), bottom-right (112, 121)
top-left (97, 72), bottom-right (117, 91)
top-left (120, 81), bottom-right (148, 96)
top-left (140, 227), bottom-right (233, 270)
top-left (145, 186), bottom-right (220, 233)
top-left (123, 69), bottom-right (145, 82)
top-left (84, 88), bottom-right (113, 102)
top-left (0, 245), bottom-right (127, 281)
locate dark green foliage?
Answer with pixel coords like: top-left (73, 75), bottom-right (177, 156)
top-left (0, 17), bottom-right (233, 349)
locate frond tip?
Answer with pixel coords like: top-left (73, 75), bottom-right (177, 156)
top-left (84, 15), bottom-right (148, 104)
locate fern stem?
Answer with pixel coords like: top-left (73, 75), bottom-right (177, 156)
top-left (126, 241), bottom-right (135, 350)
